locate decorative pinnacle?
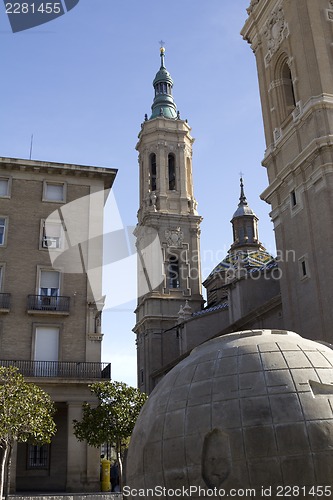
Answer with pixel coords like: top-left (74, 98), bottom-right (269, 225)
top-left (159, 40), bottom-right (166, 67)
top-left (239, 176), bottom-right (247, 205)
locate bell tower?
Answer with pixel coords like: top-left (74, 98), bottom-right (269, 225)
top-left (134, 47), bottom-right (203, 393)
top-left (242, 0), bottom-right (333, 342)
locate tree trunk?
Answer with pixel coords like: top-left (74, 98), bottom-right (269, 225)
top-left (0, 444), bottom-right (9, 500)
top-left (4, 443), bottom-right (12, 500)
top-left (116, 440), bottom-right (123, 492)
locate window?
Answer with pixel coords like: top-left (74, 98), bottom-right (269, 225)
top-left (39, 270), bottom-right (60, 297)
top-left (0, 217), bottom-right (7, 246)
top-left (155, 82), bottom-right (170, 95)
top-left (41, 220), bottom-right (63, 249)
top-left (38, 270), bottom-right (60, 310)
top-left (290, 187), bottom-right (303, 216)
top-left (281, 61), bottom-right (296, 112)
top-left (168, 154), bottom-right (176, 190)
top-left (150, 154), bottom-right (157, 192)
top-left (301, 260), bottom-right (307, 276)
top-left (0, 178), bottom-right (11, 198)
top-left (43, 182), bottom-right (65, 202)
top-left (34, 325), bottom-right (60, 361)
top-left (274, 55), bottom-right (296, 124)
top-left (168, 254), bottom-right (180, 289)
top-left (27, 444), bottom-right (50, 469)
top-left (34, 325), bottom-right (60, 376)
top-left (0, 264), bottom-right (10, 310)
top-left (299, 256), bottom-right (310, 280)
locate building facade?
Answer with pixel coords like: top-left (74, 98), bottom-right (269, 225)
top-left (242, 0), bottom-right (333, 343)
top-left (0, 156), bottom-right (116, 492)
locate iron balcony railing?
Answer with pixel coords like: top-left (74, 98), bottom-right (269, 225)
top-left (0, 360), bottom-right (111, 379)
top-left (0, 293), bottom-right (10, 310)
top-left (27, 295), bottom-right (70, 313)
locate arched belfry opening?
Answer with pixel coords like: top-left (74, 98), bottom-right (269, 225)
top-left (274, 54), bottom-right (296, 123)
top-left (168, 153), bottom-right (176, 190)
top-left (149, 153), bottom-right (157, 192)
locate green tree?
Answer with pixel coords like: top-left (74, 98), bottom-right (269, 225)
top-left (0, 366), bottom-right (56, 499)
top-left (73, 380), bottom-right (147, 490)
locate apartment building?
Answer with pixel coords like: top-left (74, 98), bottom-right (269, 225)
top-left (0, 156), bottom-right (116, 492)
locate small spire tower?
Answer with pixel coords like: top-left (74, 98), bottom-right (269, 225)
top-left (231, 177), bottom-right (260, 251)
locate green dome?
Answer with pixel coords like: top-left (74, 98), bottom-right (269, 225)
top-left (150, 47), bottom-right (178, 120)
top-left (153, 66), bottom-right (173, 87)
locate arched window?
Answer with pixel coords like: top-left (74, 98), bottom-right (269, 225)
top-left (150, 154), bottom-right (157, 191)
top-left (274, 55), bottom-right (296, 123)
top-left (281, 61), bottom-right (296, 113)
top-left (246, 222), bottom-right (254, 242)
top-left (168, 154), bottom-right (176, 190)
top-left (168, 254), bottom-right (180, 288)
top-left (238, 226), bottom-right (245, 243)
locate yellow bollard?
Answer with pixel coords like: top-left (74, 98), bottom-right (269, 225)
top-left (100, 457), bottom-right (111, 492)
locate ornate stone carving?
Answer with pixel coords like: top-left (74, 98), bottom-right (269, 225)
top-left (292, 101), bottom-right (302, 121)
top-left (88, 333), bottom-right (103, 341)
top-left (190, 225), bottom-right (201, 236)
top-left (165, 227), bottom-right (184, 247)
top-left (177, 305), bottom-right (185, 324)
top-left (274, 127), bottom-right (282, 143)
top-left (189, 197), bottom-right (198, 213)
top-left (263, 4), bottom-right (289, 65)
top-left (247, 0), bottom-right (260, 15)
top-left (185, 147), bottom-right (192, 158)
top-left (150, 191), bottom-right (158, 211)
top-left (95, 311), bottom-right (102, 333)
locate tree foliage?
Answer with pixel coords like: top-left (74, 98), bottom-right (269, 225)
top-left (0, 366), bottom-right (56, 499)
top-left (73, 380), bottom-right (147, 489)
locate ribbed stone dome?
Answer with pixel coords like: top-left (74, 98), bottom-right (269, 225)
top-left (126, 330), bottom-right (333, 497)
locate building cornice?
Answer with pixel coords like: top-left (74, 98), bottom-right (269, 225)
top-left (0, 156), bottom-right (117, 189)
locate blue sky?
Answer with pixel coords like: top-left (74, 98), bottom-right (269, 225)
top-left (0, 1), bottom-right (275, 387)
